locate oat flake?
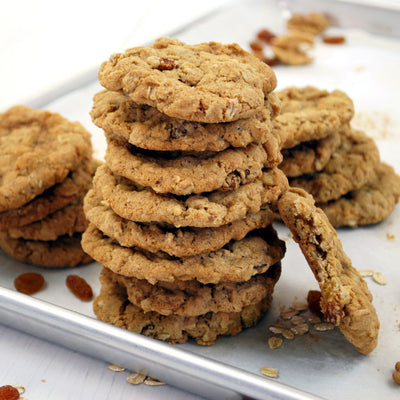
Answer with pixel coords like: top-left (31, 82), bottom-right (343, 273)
top-left (261, 367), bottom-right (279, 378)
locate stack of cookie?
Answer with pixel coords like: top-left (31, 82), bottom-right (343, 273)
top-left (276, 86), bottom-right (400, 227)
top-left (82, 37), bottom-right (288, 345)
top-left (0, 105), bottom-right (96, 268)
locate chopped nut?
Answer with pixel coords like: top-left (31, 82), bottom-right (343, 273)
top-left (358, 269), bottom-right (374, 277)
top-left (261, 367), bottom-right (279, 378)
top-left (314, 322), bottom-right (335, 332)
top-left (108, 363), bottom-right (125, 372)
top-left (291, 323), bottom-right (309, 336)
top-left (144, 377), bottom-right (166, 386)
top-left (268, 336), bottom-right (283, 349)
top-left (127, 372), bottom-right (146, 385)
top-left (372, 272), bottom-right (387, 285)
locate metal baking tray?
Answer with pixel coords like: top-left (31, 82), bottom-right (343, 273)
top-left (1, 0), bottom-right (400, 399)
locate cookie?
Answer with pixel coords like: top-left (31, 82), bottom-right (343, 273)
top-left (98, 37), bottom-right (277, 123)
top-left (84, 188), bottom-right (275, 257)
top-left (278, 188), bottom-right (379, 354)
top-left (0, 233), bottom-right (92, 268)
top-left (105, 133), bottom-right (280, 195)
top-left (319, 162), bottom-right (400, 227)
top-left (81, 224), bottom-right (286, 285)
top-left (289, 128), bottom-right (380, 203)
top-left (93, 267), bottom-right (274, 345)
top-left (91, 90), bottom-right (282, 152)
top-left (93, 164), bottom-right (288, 227)
top-left (6, 195), bottom-right (87, 241)
top-left (0, 105), bottom-right (92, 212)
top-left (276, 86), bottom-right (354, 149)
top-left (0, 158), bottom-right (98, 230)
top-left (279, 130), bottom-right (342, 177)
top-left (108, 262), bottom-right (281, 316)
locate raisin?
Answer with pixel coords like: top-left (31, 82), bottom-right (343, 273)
top-left (322, 36), bottom-right (345, 44)
top-left (157, 58), bottom-right (176, 71)
top-left (66, 275), bottom-right (93, 301)
top-left (261, 56), bottom-right (282, 67)
top-left (257, 29), bottom-right (276, 44)
top-left (0, 386), bottom-right (20, 400)
top-left (14, 272), bottom-right (45, 295)
top-left (249, 40), bottom-right (263, 52)
top-left (307, 289), bottom-right (324, 318)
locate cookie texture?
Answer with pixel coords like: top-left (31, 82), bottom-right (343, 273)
top-left (279, 131), bottom-right (341, 177)
top-left (84, 188), bottom-right (275, 257)
top-left (98, 37), bottom-right (277, 123)
top-left (0, 233), bottom-right (92, 268)
top-left (82, 224), bottom-right (286, 285)
top-left (319, 162), bottom-right (400, 227)
top-left (278, 188), bottom-right (379, 354)
top-left (107, 262), bottom-right (281, 316)
top-left (0, 105), bottom-right (92, 212)
top-left (105, 133), bottom-right (280, 195)
top-left (93, 164), bottom-right (288, 227)
top-left (289, 128), bottom-right (380, 202)
top-left (91, 90), bottom-right (281, 152)
top-left (93, 267), bottom-right (274, 345)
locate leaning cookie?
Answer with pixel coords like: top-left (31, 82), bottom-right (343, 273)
top-left (98, 37), bottom-right (277, 123)
top-left (318, 162), bottom-right (400, 227)
top-left (81, 224), bottom-right (286, 285)
top-left (84, 188), bottom-right (275, 257)
top-left (278, 188), bottom-right (379, 354)
top-left (93, 164), bottom-right (288, 228)
top-left (105, 133), bottom-right (280, 195)
top-left (91, 90), bottom-right (281, 152)
top-left (0, 105), bottom-right (92, 212)
top-left (289, 128), bottom-right (380, 203)
top-left (93, 268), bottom-right (274, 345)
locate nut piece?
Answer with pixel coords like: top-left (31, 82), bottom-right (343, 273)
top-left (127, 372), bottom-right (146, 385)
top-left (261, 367), bottom-right (279, 378)
top-left (268, 336), bottom-right (283, 349)
top-left (287, 13), bottom-right (329, 35)
top-left (372, 271), bottom-right (387, 285)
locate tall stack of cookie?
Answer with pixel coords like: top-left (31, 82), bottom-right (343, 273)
top-left (82, 37), bottom-right (288, 345)
top-left (275, 86), bottom-right (400, 228)
top-left (0, 106), bottom-right (96, 268)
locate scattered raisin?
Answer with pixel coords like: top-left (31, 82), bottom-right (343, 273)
top-left (157, 58), bottom-right (176, 71)
top-left (0, 385), bottom-right (20, 400)
top-left (66, 275), bottom-right (93, 301)
top-left (249, 41), bottom-right (263, 52)
top-left (257, 29), bottom-right (276, 44)
top-left (14, 272), bottom-right (45, 295)
top-left (322, 36), bottom-right (345, 44)
top-left (307, 290), bottom-right (324, 318)
top-left (260, 56), bottom-right (282, 67)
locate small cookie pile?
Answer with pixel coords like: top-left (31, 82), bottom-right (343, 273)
top-left (82, 37), bottom-right (288, 345)
top-left (0, 106), bottom-right (96, 268)
top-left (276, 86), bottom-right (400, 227)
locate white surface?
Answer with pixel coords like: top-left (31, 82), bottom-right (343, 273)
top-left (1, 0), bottom-right (400, 399)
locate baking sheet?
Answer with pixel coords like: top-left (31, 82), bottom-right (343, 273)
top-left (1, 0), bottom-right (400, 399)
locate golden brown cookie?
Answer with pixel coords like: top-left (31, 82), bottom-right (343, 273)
top-left (278, 188), bottom-right (379, 354)
top-left (0, 105), bottom-right (92, 212)
top-left (91, 90), bottom-right (282, 152)
top-left (289, 128), bottom-right (380, 203)
top-left (82, 224), bottom-right (286, 285)
top-left (83, 188), bottom-right (275, 257)
top-left (98, 37), bottom-right (277, 123)
top-left (0, 232), bottom-right (92, 268)
top-left (108, 262), bottom-right (281, 316)
top-left (318, 162), bottom-right (400, 227)
top-left (93, 267), bottom-right (274, 345)
top-left (105, 133), bottom-right (280, 195)
top-left (93, 164), bottom-right (288, 228)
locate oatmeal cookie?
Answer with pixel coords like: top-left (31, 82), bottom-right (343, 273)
top-left (107, 262), bottom-right (281, 317)
top-left (0, 233), bottom-right (92, 268)
top-left (91, 90), bottom-right (282, 152)
top-left (0, 158), bottom-right (98, 229)
top-left (93, 267), bottom-right (274, 345)
top-left (84, 188), bottom-right (275, 257)
top-left (276, 87), bottom-right (354, 149)
top-left (105, 133), bottom-right (280, 195)
top-left (81, 224), bottom-right (286, 285)
top-left (278, 188), bottom-right (379, 354)
top-left (98, 37), bottom-right (277, 123)
top-left (0, 105), bottom-right (92, 212)
top-left (279, 131), bottom-right (342, 177)
top-left (290, 128), bottom-right (380, 203)
top-left (318, 162), bottom-right (400, 227)
top-left (93, 164), bottom-right (288, 227)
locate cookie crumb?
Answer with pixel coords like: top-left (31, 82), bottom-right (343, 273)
top-left (261, 367), bottom-right (279, 378)
top-left (386, 233), bottom-right (395, 241)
